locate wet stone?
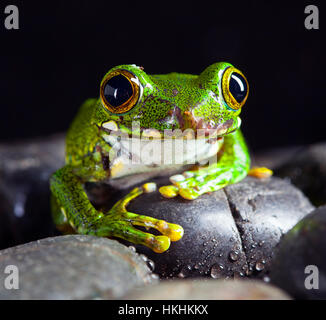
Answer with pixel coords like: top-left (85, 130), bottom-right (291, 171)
top-left (122, 278), bottom-right (291, 300)
top-left (0, 134), bottom-right (65, 249)
top-left (120, 174), bottom-right (313, 279)
top-left (224, 176), bottom-right (314, 278)
top-left (0, 235), bottom-right (157, 299)
top-left (127, 180), bottom-right (247, 279)
top-left (270, 205), bottom-right (326, 299)
top-left (273, 142), bottom-right (326, 206)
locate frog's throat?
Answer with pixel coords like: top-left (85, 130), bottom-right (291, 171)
top-left (101, 134), bottom-right (224, 179)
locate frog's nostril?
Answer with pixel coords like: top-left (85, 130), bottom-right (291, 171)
top-left (183, 111), bottom-right (197, 130)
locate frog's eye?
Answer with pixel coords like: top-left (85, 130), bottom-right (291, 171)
top-left (100, 69), bottom-right (140, 114)
top-left (221, 67), bottom-right (249, 110)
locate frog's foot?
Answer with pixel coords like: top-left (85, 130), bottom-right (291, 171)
top-left (159, 168), bottom-right (231, 200)
top-left (94, 183), bottom-right (184, 253)
top-left (248, 167), bottom-right (273, 179)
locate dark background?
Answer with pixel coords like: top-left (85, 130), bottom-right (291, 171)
top-left (0, 0), bottom-right (325, 150)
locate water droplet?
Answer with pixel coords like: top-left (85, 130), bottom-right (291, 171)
top-left (129, 246), bottom-right (136, 252)
top-left (258, 241), bottom-right (264, 247)
top-left (151, 273), bottom-right (159, 280)
top-left (140, 254), bottom-right (148, 262)
top-left (263, 276), bottom-right (270, 283)
top-left (229, 250), bottom-right (239, 262)
top-left (146, 259), bottom-right (155, 272)
top-left (177, 266), bottom-right (191, 278)
top-left (210, 264), bottom-right (224, 279)
top-left (255, 261), bottom-right (265, 271)
top-left (194, 263), bottom-right (200, 270)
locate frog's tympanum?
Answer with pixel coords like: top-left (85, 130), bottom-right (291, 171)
top-left (50, 62), bottom-right (271, 253)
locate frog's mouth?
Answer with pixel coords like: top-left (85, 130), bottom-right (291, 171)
top-left (99, 115), bottom-right (240, 141)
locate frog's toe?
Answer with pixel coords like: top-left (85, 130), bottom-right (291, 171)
top-left (159, 185), bottom-right (179, 198)
top-left (126, 212), bottom-right (184, 242)
top-left (115, 222), bottom-right (171, 253)
top-left (167, 172), bottom-right (206, 200)
top-left (178, 187), bottom-right (201, 200)
top-left (248, 167), bottom-right (273, 179)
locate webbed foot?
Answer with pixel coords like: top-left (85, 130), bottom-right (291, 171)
top-left (94, 183), bottom-right (184, 253)
top-left (159, 166), bottom-right (273, 201)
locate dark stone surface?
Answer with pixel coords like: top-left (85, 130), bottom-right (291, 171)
top-left (0, 235), bottom-right (157, 299)
top-left (270, 205), bottom-right (326, 299)
top-left (128, 181), bottom-right (247, 279)
top-left (0, 134), bottom-right (65, 249)
top-left (123, 278), bottom-right (291, 300)
top-left (127, 176), bottom-right (314, 279)
top-left (273, 143), bottom-right (326, 206)
top-left (251, 146), bottom-right (302, 171)
top-left (224, 177), bottom-right (314, 278)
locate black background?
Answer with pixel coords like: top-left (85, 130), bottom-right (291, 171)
top-left (0, 0), bottom-right (325, 150)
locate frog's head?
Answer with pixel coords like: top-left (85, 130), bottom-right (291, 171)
top-left (96, 62), bottom-right (248, 140)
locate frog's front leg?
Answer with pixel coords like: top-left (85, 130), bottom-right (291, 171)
top-left (160, 129), bottom-right (251, 200)
top-left (50, 165), bottom-right (183, 253)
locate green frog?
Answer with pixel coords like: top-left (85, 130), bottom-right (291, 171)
top-left (50, 62), bottom-right (271, 253)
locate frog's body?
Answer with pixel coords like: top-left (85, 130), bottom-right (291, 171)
top-left (50, 62), bottom-right (268, 253)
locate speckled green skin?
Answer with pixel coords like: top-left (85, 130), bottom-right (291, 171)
top-left (50, 62), bottom-right (250, 253)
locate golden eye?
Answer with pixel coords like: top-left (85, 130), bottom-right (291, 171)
top-left (100, 69), bottom-right (140, 114)
top-left (221, 67), bottom-right (249, 110)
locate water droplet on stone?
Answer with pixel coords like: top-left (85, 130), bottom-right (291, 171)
top-left (229, 250), bottom-right (239, 262)
top-left (140, 254), bottom-right (148, 262)
top-left (146, 259), bottom-right (155, 272)
top-left (129, 246), bottom-right (136, 252)
top-left (263, 276), bottom-right (270, 283)
top-left (255, 261), bottom-right (265, 271)
top-left (151, 273), bottom-right (159, 280)
top-left (210, 264), bottom-right (224, 279)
